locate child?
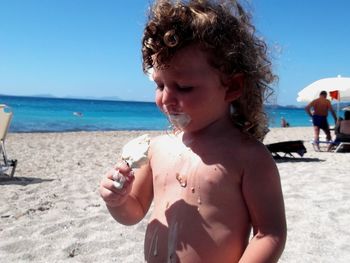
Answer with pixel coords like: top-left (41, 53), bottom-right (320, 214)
top-left (100, 0), bottom-right (286, 262)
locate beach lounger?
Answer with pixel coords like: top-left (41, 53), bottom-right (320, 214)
top-left (334, 142), bottom-right (350, 153)
top-left (330, 119), bottom-right (350, 153)
top-left (266, 140), bottom-right (307, 158)
top-left (0, 104), bottom-right (17, 177)
top-left (332, 134), bottom-right (350, 153)
top-left (310, 140), bottom-right (333, 152)
top-left (310, 140), bottom-right (350, 153)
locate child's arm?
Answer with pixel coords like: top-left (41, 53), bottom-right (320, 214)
top-left (239, 144), bottom-right (287, 263)
top-left (99, 161), bottom-right (153, 225)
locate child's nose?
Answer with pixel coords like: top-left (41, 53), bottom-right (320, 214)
top-left (162, 87), bottom-right (177, 106)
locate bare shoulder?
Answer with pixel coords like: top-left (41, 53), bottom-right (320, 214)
top-left (148, 133), bottom-right (181, 157)
top-left (214, 132), bottom-right (277, 191)
top-left (149, 133), bottom-right (178, 149)
top-left (225, 131), bottom-right (272, 161)
top-left (199, 130), bottom-right (274, 179)
top-left (239, 136), bottom-right (279, 183)
top-left (243, 136), bottom-right (273, 162)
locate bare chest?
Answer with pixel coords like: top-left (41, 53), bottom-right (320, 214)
top-left (145, 139), bottom-right (250, 262)
top-left (150, 142), bottom-right (244, 212)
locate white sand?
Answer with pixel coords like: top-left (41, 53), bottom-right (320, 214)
top-left (0, 128), bottom-right (349, 262)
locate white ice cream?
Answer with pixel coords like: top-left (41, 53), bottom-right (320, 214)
top-left (121, 134), bottom-right (151, 169)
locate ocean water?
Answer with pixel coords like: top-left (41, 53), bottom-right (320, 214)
top-left (1, 95), bottom-right (168, 132)
top-left (0, 95), bottom-right (338, 133)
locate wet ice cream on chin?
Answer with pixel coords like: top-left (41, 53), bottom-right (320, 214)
top-left (167, 112), bottom-right (191, 130)
top-left (113, 134), bottom-right (151, 189)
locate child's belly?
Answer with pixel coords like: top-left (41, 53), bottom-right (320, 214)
top-left (144, 195), bottom-right (251, 263)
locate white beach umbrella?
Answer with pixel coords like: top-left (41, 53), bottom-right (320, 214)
top-left (297, 76), bottom-right (350, 102)
top-left (297, 76), bottom-right (350, 118)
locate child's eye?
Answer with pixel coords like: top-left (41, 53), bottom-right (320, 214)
top-left (156, 85), bottom-right (164, 91)
top-left (177, 86), bottom-right (193, 92)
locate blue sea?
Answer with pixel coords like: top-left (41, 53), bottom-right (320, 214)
top-left (0, 95), bottom-right (337, 133)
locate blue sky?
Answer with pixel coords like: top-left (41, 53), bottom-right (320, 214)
top-left (1, 0), bottom-right (350, 106)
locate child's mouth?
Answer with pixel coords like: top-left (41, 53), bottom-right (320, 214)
top-left (167, 112), bottom-right (191, 130)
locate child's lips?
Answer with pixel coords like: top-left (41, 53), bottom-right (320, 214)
top-left (164, 109), bottom-right (182, 115)
top-left (167, 112), bottom-right (191, 129)
top-left (168, 112), bottom-right (182, 116)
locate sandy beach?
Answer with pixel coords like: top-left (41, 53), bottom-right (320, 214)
top-left (1, 127), bottom-right (349, 262)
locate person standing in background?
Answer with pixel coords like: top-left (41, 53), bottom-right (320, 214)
top-left (305, 90), bottom-right (337, 149)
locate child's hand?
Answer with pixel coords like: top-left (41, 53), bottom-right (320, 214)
top-left (99, 162), bottom-right (135, 208)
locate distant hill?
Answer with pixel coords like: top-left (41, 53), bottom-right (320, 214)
top-left (99, 96), bottom-right (122, 101)
top-left (32, 94), bottom-right (57, 98)
top-left (0, 93), bottom-right (122, 101)
top-left (63, 95), bottom-right (122, 101)
top-left (265, 104), bottom-right (303, 110)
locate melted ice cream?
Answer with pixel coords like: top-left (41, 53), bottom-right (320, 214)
top-left (167, 113), bottom-right (191, 130)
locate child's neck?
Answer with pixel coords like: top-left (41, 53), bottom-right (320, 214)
top-left (182, 115), bottom-right (237, 145)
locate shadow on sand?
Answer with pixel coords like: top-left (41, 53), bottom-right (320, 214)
top-left (273, 157), bottom-right (325, 163)
top-left (0, 175), bottom-right (54, 186)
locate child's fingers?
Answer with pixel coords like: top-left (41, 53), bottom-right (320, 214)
top-left (101, 166), bottom-right (134, 192)
top-left (99, 187), bottom-right (127, 207)
top-left (100, 161), bottom-right (135, 206)
top-left (100, 176), bottom-right (120, 194)
top-left (99, 177), bottom-right (129, 205)
top-left (109, 169), bottom-right (133, 189)
top-left (107, 161), bottom-right (134, 184)
top-left (115, 161), bottom-right (132, 174)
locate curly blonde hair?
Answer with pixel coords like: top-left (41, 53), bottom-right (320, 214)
top-left (142, 0), bottom-right (276, 141)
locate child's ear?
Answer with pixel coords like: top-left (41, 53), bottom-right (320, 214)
top-left (223, 73), bottom-right (244, 102)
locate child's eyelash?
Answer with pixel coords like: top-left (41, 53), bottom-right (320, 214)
top-left (177, 86), bottom-right (193, 92)
top-left (155, 85), bottom-right (193, 92)
top-left (156, 85), bottom-right (164, 91)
